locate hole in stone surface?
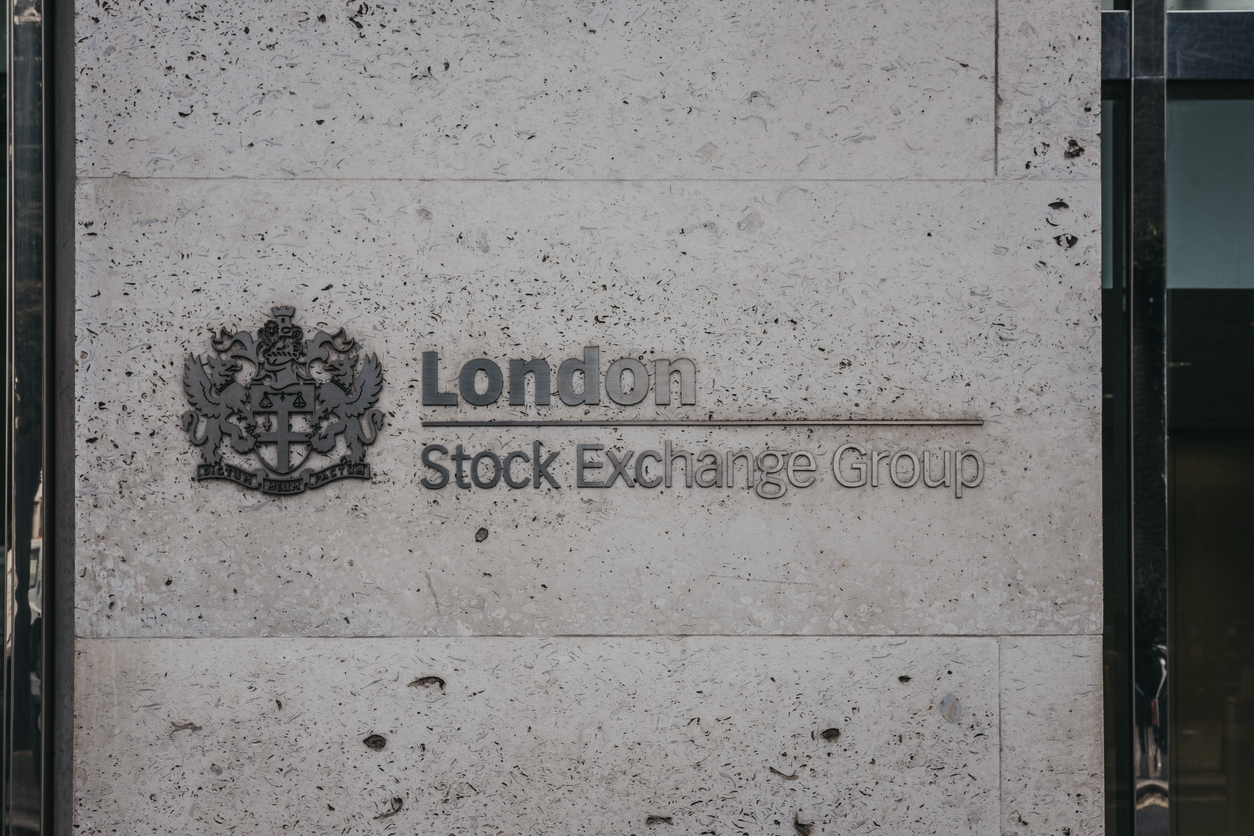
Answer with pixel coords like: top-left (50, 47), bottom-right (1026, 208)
top-left (374, 797), bottom-right (403, 820)
top-left (646, 815), bottom-right (673, 825)
top-left (410, 675), bottom-right (446, 691)
top-left (475, 527), bottom-right (489, 542)
top-left (898, 675), bottom-right (912, 683)
top-left (362, 734), bottom-right (387, 751)
top-left (794, 814), bottom-right (814, 835)
top-left (819, 728), bottom-right (841, 742)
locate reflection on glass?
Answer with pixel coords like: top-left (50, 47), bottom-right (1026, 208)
top-left (1168, 0), bottom-right (1254, 9)
top-left (1101, 93), bottom-right (1135, 836)
top-left (1168, 293), bottom-right (1254, 836)
top-left (5, 0), bottom-right (48, 832)
top-left (1167, 93), bottom-right (1254, 836)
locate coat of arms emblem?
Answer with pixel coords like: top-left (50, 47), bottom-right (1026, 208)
top-left (181, 307), bottom-right (384, 495)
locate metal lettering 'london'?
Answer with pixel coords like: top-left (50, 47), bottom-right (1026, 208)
top-left (182, 307), bottom-right (384, 495)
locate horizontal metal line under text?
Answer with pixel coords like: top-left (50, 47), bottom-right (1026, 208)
top-left (422, 419), bottom-right (984, 428)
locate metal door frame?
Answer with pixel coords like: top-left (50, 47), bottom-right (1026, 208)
top-left (1102, 5), bottom-right (1254, 834)
top-left (3, 0), bottom-right (72, 834)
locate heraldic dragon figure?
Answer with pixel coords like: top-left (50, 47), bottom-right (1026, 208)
top-left (182, 307), bottom-right (384, 479)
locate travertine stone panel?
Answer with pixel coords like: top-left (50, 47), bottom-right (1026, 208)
top-left (1000, 636), bottom-right (1104, 836)
top-left (74, 636), bottom-right (999, 835)
top-left (75, 178), bottom-right (1100, 638)
top-left (75, 0), bottom-right (995, 180)
top-left (997, 0), bottom-right (1101, 179)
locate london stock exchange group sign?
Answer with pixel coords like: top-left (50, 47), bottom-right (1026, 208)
top-left (182, 307), bottom-right (384, 495)
top-left (183, 308), bottom-right (988, 500)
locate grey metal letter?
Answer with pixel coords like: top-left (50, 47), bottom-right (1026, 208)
top-left (459, 358), bottom-right (504, 406)
top-left (923, 450), bottom-right (951, 488)
top-left (755, 451), bottom-right (788, 499)
top-left (533, 441), bottom-right (561, 489)
top-left (693, 451), bottom-right (723, 487)
top-left (422, 351), bottom-right (458, 406)
top-left (664, 441), bottom-right (693, 488)
top-left (955, 450), bottom-right (984, 498)
top-left (605, 358), bottom-right (650, 405)
top-left (503, 450), bottom-right (531, 489)
top-left (576, 444), bottom-right (605, 487)
top-left (832, 443), bottom-right (868, 488)
top-left (420, 444), bottom-right (450, 489)
top-left (635, 450), bottom-right (663, 488)
top-left (558, 347), bottom-right (601, 406)
top-left (604, 450), bottom-right (637, 487)
top-left (870, 450), bottom-right (890, 488)
top-left (725, 449), bottom-right (756, 489)
top-left (508, 358), bottom-right (552, 406)
top-left (471, 451), bottom-right (503, 488)
top-left (653, 358), bottom-right (697, 406)
top-left (787, 451), bottom-right (818, 488)
top-left (890, 451), bottom-right (920, 488)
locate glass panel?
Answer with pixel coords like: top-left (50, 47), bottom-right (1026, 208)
top-left (1166, 90), bottom-right (1254, 836)
top-left (1168, 1), bottom-right (1254, 9)
top-left (1104, 98), bottom-right (1130, 291)
top-left (1101, 91), bottom-right (1135, 836)
top-left (1167, 97), bottom-right (1254, 288)
top-left (1102, 96), bottom-right (1137, 835)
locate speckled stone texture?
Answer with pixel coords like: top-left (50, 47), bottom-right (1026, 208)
top-left (997, 0), bottom-right (1102, 179)
top-left (73, 0), bottom-right (1104, 831)
top-left (75, 0), bottom-right (995, 180)
top-left (75, 178), bottom-right (1100, 639)
top-left (75, 637), bottom-right (999, 835)
top-left (1000, 637), bottom-right (1104, 836)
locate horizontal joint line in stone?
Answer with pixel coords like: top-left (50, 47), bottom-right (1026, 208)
top-left (76, 175), bottom-right (1099, 185)
top-left (78, 633), bottom-right (1096, 641)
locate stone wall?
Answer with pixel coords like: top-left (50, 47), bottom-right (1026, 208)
top-left (73, 1), bottom-right (1102, 833)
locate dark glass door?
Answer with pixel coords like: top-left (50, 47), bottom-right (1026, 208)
top-left (1102, 8), bottom-right (1254, 835)
top-left (1165, 89), bottom-right (1254, 836)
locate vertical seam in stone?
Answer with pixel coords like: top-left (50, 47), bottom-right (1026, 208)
top-left (996, 637), bottom-right (1004, 835)
top-left (993, 0), bottom-right (1001, 177)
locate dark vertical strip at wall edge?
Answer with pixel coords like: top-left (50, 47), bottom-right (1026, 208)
top-left (1129, 0), bottom-right (1169, 833)
top-left (50, 0), bottom-right (74, 831)
top-left (7, 0), bottom-right (49, 832)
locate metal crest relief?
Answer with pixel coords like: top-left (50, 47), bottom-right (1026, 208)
top-left (182, 307), bottom-right (384, 495)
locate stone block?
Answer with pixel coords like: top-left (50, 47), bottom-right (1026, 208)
top-left (1000, 636), bottom-right (1104, 836)
top-left (74, 636), bottom-right (999, 835)
top-left (75, 0), bottom-right (995, 180)
top-left (997, 0), bottom-right (1101, 179)
top-left (74, 177), bottom-right (1101, 639)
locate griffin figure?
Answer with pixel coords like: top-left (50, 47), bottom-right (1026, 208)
top-left (312, 351), bottom-right (385, 463)
top-left (181, 353), bottom-right (256, 464)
